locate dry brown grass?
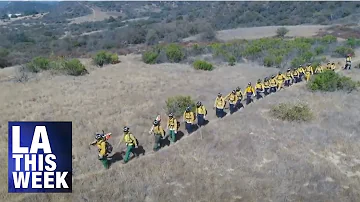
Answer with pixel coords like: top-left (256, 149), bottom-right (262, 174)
top-left (1, 52), bottom-right (360, 202)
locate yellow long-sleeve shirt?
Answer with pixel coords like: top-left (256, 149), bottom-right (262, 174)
top-left (96, 140), bottom-right (107, 156)
top-left (298, 67), bottom-right (305, 74)
top-left (263, 81), bottom-right (270, 88)
top-left (152, 125), bottom-right (165, 137)
top-left (225, 93), bottom-right (238, 104)
top-left (183, 111), bottom-right (195, 123)
top-left (315, 66), bottom-right (323, 73)
top-left (346, 57), bottom-right (351, 63)
top-left (292, 70), bottom-right (299, 77)
top-left (285, 72), bottom-right (293, 80)
top-left (255, 83), bottom-right (264, 90)
top-left (244, 86), bottom-right (255, 95)
top-left (123, 132), bottom-right (137, 146)
top-left (196, 105), bottom-right (207, 115)
top-left (269, 78), bottom-right (277, 87)
top-left (167, 117), bottom-right (178, 130)
top-left (214, 97), bottom-right (226, 109)
top-left (235, 90), bottom-right (243, 100)
top-left (276, 74), bottom-right (286, 81)
top-left (306, 66), bottom-right (313, 74)
top-left (331, 64), bottom-right (336, 70)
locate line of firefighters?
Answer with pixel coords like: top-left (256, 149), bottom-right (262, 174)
top-left (90, 55), bottom-right (352, 169)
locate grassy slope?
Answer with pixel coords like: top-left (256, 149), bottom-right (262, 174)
top-left (0, 52), bottom-right (359, 202)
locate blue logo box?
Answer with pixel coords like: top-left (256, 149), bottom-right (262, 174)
top-left (8, 122), bottom-right (72, 193)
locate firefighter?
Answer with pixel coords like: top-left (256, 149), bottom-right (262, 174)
top-left (149, 120), bottom-right (165, 152)
top-left (235, 87), bottom-right (244, 109)
top-left (183, 106), bottom-right (195, 134)
top-left (326, 62), bottom-right (331, 70)
top-left (315, 64), bottom-right (323, 74)
top-left (255, 79), bottom-right (264, 100)
top-left (305, 63), bottom-right (313, 82)
top-left (225, 90), bottom-right (238, 114)
top-left (196, 101), bottom-right (207, 127)
top-left (120, 126), bottom-right (138, 164)
top-left (269, 75), bottom-right (278, 93)
top-left (331, 62), bottom-right (336, 71)
top-left (276, 71), bottom-right (286, 89)
top-left (298, 65), bottom-right (305, 81)
top-left (90, 133), bottom-right (109, 169)
top-left (263, 77), bottom-right (270, 96)
top-left (244, 82), bottom-right (255, 105)
top-left (292, 68), bottom-right (300, 83)
top-left (345, 54), bottom-right (351, 70)
top-left (166, 113), bottom-right (178, 143)
top-left (284, 68), bottom-right (293, 87)
top-left (214, 93), bottom-right (226, 118)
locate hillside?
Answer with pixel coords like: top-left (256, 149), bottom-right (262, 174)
top-left (1, 49), bottom-right (360, 202)
top-left (0, 1), bottom-right (360, 68)
top-left (0, 2), bottom-right (360, 202)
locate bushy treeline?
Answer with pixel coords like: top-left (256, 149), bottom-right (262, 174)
top-left (142, 35), bottom-right (357, 69)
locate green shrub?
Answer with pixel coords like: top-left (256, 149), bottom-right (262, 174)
top-left (314, 46), bottom-right (325, 55)
top-left (26, 57), bottom-right (88, 76)
top-left (142, 50), bottom-right (159, 64)
top-left (63, 59), bottom-right (88, 76)
top-left (165, 44), bottom-right (185, 63)
top-left (26, 56), bottom-right (50, 73)
top-left (276, 27), bottom-right (289, 38)
top-left (193, 60), bottom-right (214, 71)
top-left (270, 103), bottom-right (313, 122)
top-left (307, 70), bottom-right (358, 92)
top-left (110, 53), bottom-right (119, 64)
top-left (334, 46), bottom-right (355, 57)
top-left (320, 35), bottom-right (337, 44)
top-left (165, 95), bottom-right (196, 117)
top-left (93, 50), bottom-right (119, 66)
top-left (346, 37), bottom-right (360, 48)
top-left (228, 55), bottom-right (236, 66)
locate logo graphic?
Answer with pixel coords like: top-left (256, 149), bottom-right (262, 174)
top-left (8, 122), bottom-right (72, 193)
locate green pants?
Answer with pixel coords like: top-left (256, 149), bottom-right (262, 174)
top-left (153, 134), bottom-right (162, 151)
top-left (124, 145), bottom-right (135, 163)
top-left (99, 157), bottom-right (109, 169)
top-left (168, 130), bottom-right (176, 142)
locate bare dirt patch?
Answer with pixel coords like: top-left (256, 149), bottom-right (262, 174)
top-left (69, 6), bottom-right (123, 24)
top-left (184, 25), bottom-right (331, 42)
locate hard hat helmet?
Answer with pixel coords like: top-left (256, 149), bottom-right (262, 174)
top-left (169, 112), bottom-right (174, 117)
top-left (287, 68), bottom-right (290, 71)
top-left (123, 126), bottom-right (129, 132)
top-left (299, 65), bottom-right (302, 67)
top-left (186, 106), bottom-right (191, 112)
top-left (153, 120), bottom-right (159, 125)
top-left (236, 86), bottom-right (241, 91)
top-left (218, 93), bottom-right (222, 97)
top-left (232, 90), bottom-right (236, 94)
top-left (248, 82), bottom-right (251, 85)
top-left (196, 101), bottom-right (202, 106)
top-left (95, 133), bottom-right (103, 140)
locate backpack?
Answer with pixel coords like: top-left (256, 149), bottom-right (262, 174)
top-left (105, 141), bottom-right (113, 154)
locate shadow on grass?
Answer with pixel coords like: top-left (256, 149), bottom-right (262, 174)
top-left (108, 145), bottom-right (146, 167)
